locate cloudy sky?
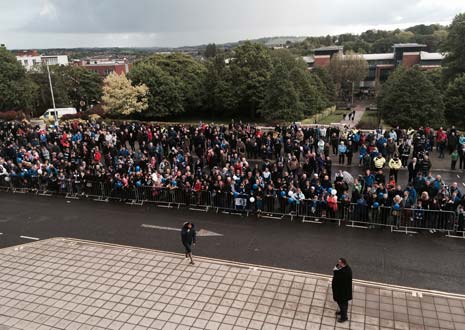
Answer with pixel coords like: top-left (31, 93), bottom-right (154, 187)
top-left (2, 0), bottom-right (465, 49)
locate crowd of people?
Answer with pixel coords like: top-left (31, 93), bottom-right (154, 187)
top-left (0, 119), bottom-right (464, 231)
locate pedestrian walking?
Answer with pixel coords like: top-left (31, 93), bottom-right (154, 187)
top-left (332, 257), bottom-right (353, 323)
top-left (181, 222), bottom-right (196, 265)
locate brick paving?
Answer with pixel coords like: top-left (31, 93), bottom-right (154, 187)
top-left (0, 238), bottom-right (464, 330)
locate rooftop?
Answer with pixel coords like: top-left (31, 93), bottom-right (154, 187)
top-left (392, 43), bottom-right (427, 49)
top-left (313, 45), bottom-right (344, 52)
top-left (420, 51), bottom-right (446, 61)
top-left (341, 53), bottom-right (394, 61)
top-left (302, 55), bottom-right (315, 63)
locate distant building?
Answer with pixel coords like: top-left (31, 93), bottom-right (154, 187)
top-left (15, 50), bottom-right (69, 71)
top-left (74, 58), bottom-right (132, 77)
top-left (303, 43), bottom-right (445, 91)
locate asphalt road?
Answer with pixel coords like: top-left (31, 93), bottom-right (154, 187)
top-left (0, 191), bottom-right (464, 294)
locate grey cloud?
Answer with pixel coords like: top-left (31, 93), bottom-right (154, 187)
top-left (3, 0), bottom-right (465, 49)
top-left (18, 0), bottom-right (462, 35)
top-left (18, 0), bottom-right (323, 34)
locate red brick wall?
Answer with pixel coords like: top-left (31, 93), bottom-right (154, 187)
top-left (313, 56), bottom-right (331, 68)
top-left (402, 53), bottom-right (420, 67)
top-left (81, 63), bottom-right (131, 77)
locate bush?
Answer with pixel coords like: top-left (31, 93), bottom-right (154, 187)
top-left (88, 105), bottom-right (105, 117)
top-left (0, 111), bottom-right (20, 121)
top-left (61, 112), bottom-right (89, 121)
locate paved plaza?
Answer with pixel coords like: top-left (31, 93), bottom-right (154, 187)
top-left (0, 238), bottom-right (464, 330)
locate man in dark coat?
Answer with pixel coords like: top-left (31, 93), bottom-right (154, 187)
top-left (332, 258), bottom-right (353, 322)
top-left (181, 222), bottom-right (196, 265)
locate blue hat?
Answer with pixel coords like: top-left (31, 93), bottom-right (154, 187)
top-left (280, 191), bottom-right (286, 197)
top-left (373, 202), bottom-right (379, 208)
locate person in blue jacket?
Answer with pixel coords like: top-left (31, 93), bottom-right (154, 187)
top-left (338, 141), bottom-right (347, 165)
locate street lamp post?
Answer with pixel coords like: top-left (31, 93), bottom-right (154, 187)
top-left (46, 63), bottom-right (58, 123)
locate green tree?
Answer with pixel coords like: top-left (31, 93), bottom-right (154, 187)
top-left (102, 73), bottom-right (148, 116)
top-left (289, 68), bottom-right (328, 116)
top-left (129, 61), bottom-right (183, 117)
top-left (328, 53), bottom-right (368, 99)
top-left (442, 13), bottom-right (465, 82)
top-left (424, 68), bottom-right (445, 93)
top-left (28, 66), bottom-right (71, 114)
top-left (377, 67), bottom-right (445, 128)
top-left (229, 42), bottom-right (273, 118)
top-left (311, 67), bottom-right (336, 103)
top-left (269, 49), bottom-right (329, 115)
top-left (129, 53), bottom-right (207, 118)
top-left (28, 65), bottom-right (102, 115)
top-left (204, 54), bottom-right (237, 116)
top-left (261, 49), bottom-right (331, 121)
top-left (0, 47), bottom-right (37, 112)
top-left (58, 66), bottom-right (102, 111)
top-left (444, 74), bottom-right (465, 128)
top-left (261, 63), bottom-right (303, 122)
top-left (204, 43), bottom-right (218, 58)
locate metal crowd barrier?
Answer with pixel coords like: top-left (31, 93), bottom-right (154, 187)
top-left (0, 174), bottom-right (463, 238)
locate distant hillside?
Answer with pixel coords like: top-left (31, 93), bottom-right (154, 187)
top-left (14, 23), bottom-right (448, 58)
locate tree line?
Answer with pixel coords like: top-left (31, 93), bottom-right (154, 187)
top-left (1, 13), bottom-right (465, 127)
top-left (0, 47), bottom-right (103, 118)
top-left (377, 13), bottom-right (465, 129)
top-left (287, 24), bottom-right (448, 55)
top-left (0, 43), bottom-right (336, 122)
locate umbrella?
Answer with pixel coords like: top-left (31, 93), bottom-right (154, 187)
top-left (342, 171), bottom-right (354, 185)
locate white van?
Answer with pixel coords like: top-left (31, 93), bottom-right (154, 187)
top-left (40, 108), bottom-right (77, 121)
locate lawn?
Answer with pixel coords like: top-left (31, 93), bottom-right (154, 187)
top-left (303, 109), bottom-right (351, 125)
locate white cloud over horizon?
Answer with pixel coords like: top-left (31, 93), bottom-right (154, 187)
top-left (1, 0), bottom-right (465, 49)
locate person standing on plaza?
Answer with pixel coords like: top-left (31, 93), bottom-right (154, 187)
top-left (388, 154), bottom-right (402, 182)
top-left (332, 257), bottom-right (353, 323)
top-left (338, 141), bottom-right (347, 165)
top-left (181, 222), bottom-right (196, 265)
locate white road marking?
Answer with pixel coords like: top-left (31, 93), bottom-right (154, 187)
top-left (141, 224), bottom-right (179, 231)
top-left (19, 236), bottom-right (39, 241)
top-left (141, 224), bottom-right (223, 237)
top-left (197, 229), bottom-right (223, 237)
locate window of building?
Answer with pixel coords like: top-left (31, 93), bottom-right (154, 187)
top-left (44, 57), bottom-right (58, 65)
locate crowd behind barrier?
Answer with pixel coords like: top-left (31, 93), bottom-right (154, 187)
top-left (1, 119), bottom-right (465, 238)
top-left (0, 174), bottom-right (462, 237)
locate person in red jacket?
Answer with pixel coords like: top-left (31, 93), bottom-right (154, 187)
top-left (93, 147), bottom-right (102, 164)
top-left (436, 127), bottom-right (447, 159)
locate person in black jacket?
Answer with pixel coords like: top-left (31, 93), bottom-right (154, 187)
top-left (181, 222), bottom-right (196, 265)
top-left (332, 258), bottom-right (353, 323)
